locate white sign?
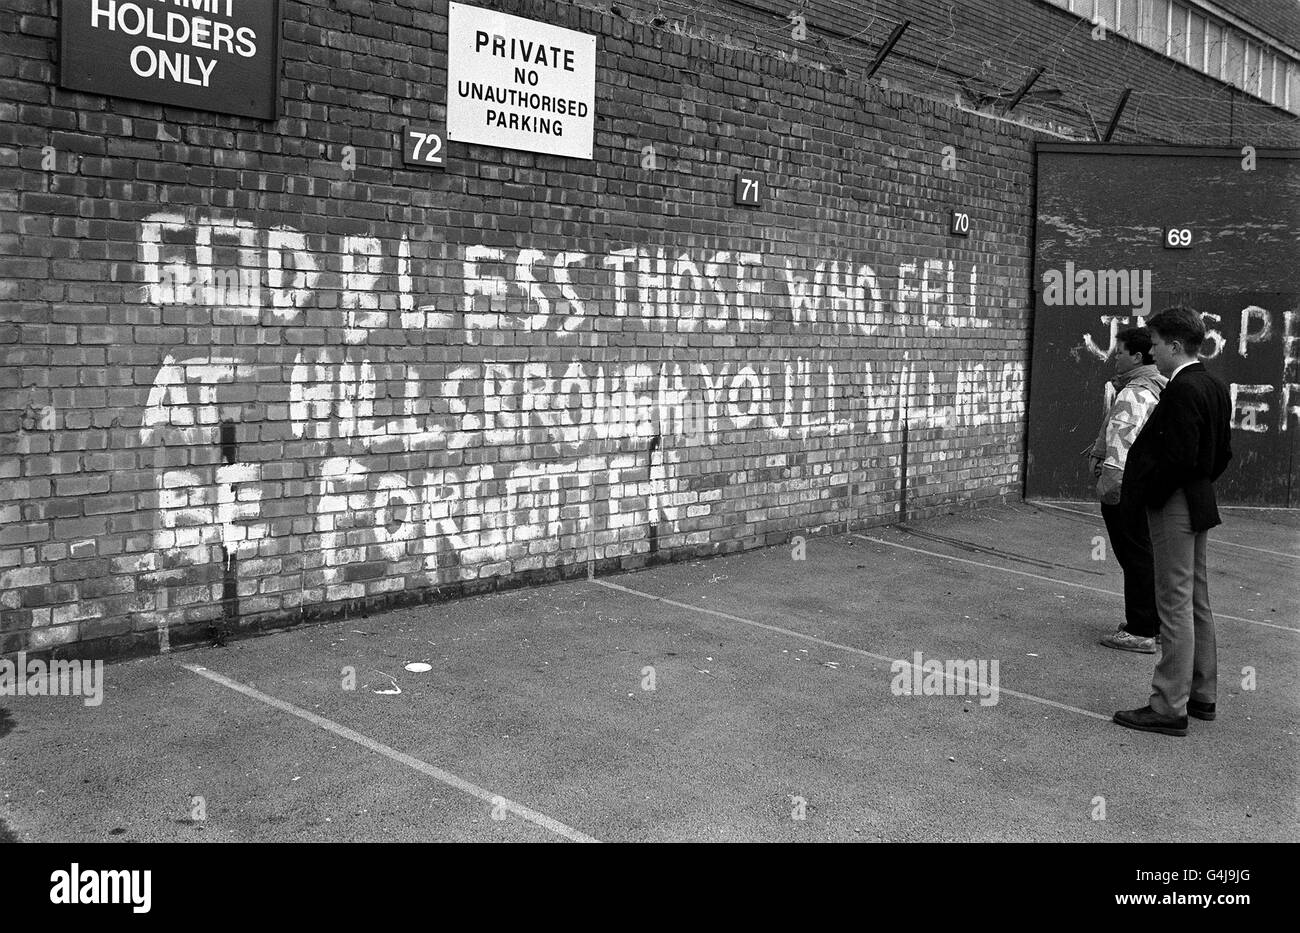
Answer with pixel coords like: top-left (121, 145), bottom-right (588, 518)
top-left (446, 2), bottom-right (596, 160)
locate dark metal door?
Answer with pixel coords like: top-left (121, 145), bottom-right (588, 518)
top-left (1027, 145), bottom-right (1300, 506)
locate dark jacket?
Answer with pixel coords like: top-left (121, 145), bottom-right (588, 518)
top-left (1121, 361), bottom-right (1232, 531)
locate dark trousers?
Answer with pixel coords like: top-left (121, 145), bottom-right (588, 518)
top-left (1101, 497), bottom-right (1160, 638)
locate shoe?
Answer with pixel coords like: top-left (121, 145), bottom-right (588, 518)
top-left (1188, 699), bottom-right (1217, 721)
top-left (1100, 629), bottom-right (1157, 654)
top-left (1113, 705), bottom-right (1188, 736)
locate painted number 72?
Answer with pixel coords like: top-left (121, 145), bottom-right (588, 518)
top-left (409, 131), bottom-right (443, 163)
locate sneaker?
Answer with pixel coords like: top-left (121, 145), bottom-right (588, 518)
top-left (1113, 705), bottom-right (1188, 736)
top-left (1100, 629), bottom-right (1157, 654)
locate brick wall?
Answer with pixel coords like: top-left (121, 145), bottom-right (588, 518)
top-left (1, 0), bottom-right (1037, 662)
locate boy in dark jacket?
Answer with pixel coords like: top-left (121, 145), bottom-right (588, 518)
top-left (1115, 307), bottom-right (1233, 737)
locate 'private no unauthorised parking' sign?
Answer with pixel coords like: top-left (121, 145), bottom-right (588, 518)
top-left (445, 2), bottom-right (596, 160)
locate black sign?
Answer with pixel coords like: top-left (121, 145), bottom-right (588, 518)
top-left (402, 123), bottom-right (448, 171)
top-left (1163, 226), bottom-right (1194, 248)
top-left (734, 173), bottom-right (763, 206)
top-left (59, 0), bottom-right (281, 120)
top-left (950, 210), bottom-right (971, 236)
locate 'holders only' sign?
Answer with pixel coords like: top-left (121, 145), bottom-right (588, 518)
top-left (59, 0), bottom-right (280, 120)
top-left (446, 2), bottom-right (596, 160)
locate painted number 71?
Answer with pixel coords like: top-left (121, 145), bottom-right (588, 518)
top-left (734, 174), bottom-right (763, 206)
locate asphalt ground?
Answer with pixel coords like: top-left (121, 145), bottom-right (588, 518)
top-left (1, 500), bottom-right (1296, 843)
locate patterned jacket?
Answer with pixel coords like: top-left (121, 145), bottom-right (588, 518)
top-left (1092, 363), bottom-right (1167, 501)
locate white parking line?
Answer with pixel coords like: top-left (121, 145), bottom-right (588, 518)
top-left (853, 533), bottom-right (1298, 633)
top-left (591, 578), bottom-right (1112, 723)
top-left (1034, 498), bottom-right (1300, 514)
top-left (179, 662), bottom-right (600, 844)
top-left (1031, 500), bottom-right (1300, 560)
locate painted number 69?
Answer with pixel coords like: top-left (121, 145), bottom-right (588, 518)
top-left (1164, 227), bottom-right (1193, 248)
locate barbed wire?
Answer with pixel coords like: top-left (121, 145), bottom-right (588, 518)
top-left (707, 0), bottom-right (1279, 105)
top-left (586, 0), bottom-right (1299, 143)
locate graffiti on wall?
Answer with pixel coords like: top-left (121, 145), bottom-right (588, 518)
top-left (1080, 305), bottom-right (1300, 434)
top-left (132, 212), bottom-right (1025, 642)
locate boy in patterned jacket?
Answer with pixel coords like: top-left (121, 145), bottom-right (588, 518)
top-left (1089, 326), bottom-right (1168, 653)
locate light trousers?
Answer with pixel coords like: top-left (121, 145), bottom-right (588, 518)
top-left (1145, 490), bottom-right (1218, 717)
